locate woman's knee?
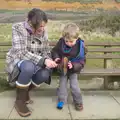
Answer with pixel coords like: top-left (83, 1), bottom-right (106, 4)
top-left (40, 69), bottom-right (50, 80)
top-left (20, 60), bottom-right (35, 74)
top-left (33, 68), bottom-right (51, 84)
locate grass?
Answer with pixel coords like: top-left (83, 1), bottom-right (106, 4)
top-left (0, 9), bottom-right (30, 14)
top-left (0, 24), bottom-right (12, 42)
top-left (0, 76), bottom-right (14, 92)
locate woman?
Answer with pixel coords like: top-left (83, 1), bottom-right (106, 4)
top-left (6, 8), bottom-right (57, 117)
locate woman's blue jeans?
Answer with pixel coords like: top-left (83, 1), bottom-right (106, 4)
top-left (16, 60), bottom-right (51, 87)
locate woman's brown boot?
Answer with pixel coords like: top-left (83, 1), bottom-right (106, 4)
top-left (26, 84), bottom-right (35, 104)
top-left (15, 87), bottom-right (32, 117)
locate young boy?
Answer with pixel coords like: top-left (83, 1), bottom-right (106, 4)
top-left (51, 23), bottom-right (87, 111)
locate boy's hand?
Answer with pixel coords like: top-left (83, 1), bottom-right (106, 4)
top-left (54, 58), bottom-right (61, 64)
top-left (68, 61), bottom-right (73, 69)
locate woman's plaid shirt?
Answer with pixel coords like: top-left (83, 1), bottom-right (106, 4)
top-left (6, 22), bottom-right (51, 74)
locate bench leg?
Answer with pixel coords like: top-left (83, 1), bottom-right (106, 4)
top-left (104, 76), bottom-right (109, 89)
top-left (104, 76), bottom-right (120, 90)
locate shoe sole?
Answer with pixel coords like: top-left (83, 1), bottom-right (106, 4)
top-left (26, 100), bottom-right (33, 104)
top-left (14, 104), bottom-right (32, 117)
top-left (76, 107), bottom-right (83, 111)
top-left (57, 106), bottom-right (63, 110)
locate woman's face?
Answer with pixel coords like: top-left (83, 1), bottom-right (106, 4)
top-left (30, 21), bottom-right (47, 35)
top-left (35, 21), bottom-right (46, 35)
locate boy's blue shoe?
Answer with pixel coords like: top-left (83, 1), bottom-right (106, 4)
top-left (57, 101), bottom-right (64, 109)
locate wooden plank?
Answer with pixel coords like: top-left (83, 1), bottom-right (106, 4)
top-left (0, 54), bottom-right (120, 59)
top-left (49, 41), bottom-right (120, 46)
top-left (88, 48), bottom-right (120, 52)
top-left (0, 49), bottom-right (9, 52)
top-left (80, 68), bottom-right (120, 76)
top-left (1, 41), bottom-right (120, 47)
top-left (0, 69), bottom-right (6, 75)
top-left (1, 47), bottom-right (120, 53)
top-left (0, 42), bottom-right (11, 46)
top-left (86, 54), bottom-right (120, 59)
top-left (0, 54), bottom-right (6, 59)
top-left (0, 68), bottom-right (120, 76)
top-left (85, 42), bottom-right (120, 46)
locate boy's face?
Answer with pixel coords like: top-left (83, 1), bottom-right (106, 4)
top-left (65, 38), bottom-right (77, 47)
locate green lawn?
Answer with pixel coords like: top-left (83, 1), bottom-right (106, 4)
top-left (0, 24), bottom-right (12, 42)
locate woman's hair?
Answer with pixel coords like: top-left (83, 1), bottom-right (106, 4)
top-left (27, 8), bottom-right (48, 30)
top-left (62, 23), bottom-right (79, 40)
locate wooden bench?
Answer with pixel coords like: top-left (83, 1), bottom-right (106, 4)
top-left (1, 41), bottom-right (120, 89)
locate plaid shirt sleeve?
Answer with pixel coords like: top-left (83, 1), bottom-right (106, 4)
top-left (12, 24), bottom-right (46, 66)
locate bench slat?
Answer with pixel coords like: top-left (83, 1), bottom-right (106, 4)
top-left (86, 54), bottom-right (120, 59)
top-left (81, 68), bottom-right (120, 76)
top-left (49, 41), bottom-right (120, 46)
top-left (0, 49), bottom-right (9, 52)
top-left (1, 48), bottom-right (120, 53)
top-left (1, 41), bottom-right (120, 47)
top-left (0, 54), bottom-right (120, 59)
top-left (88, 48), bottom-right (120, 52)
top-left (0, 42), bottom-right (11, 46)
top-left (0, 68), bottom-right (120, 76)
top-left (0, 72), bottom-right (6, 74)
top-left (85, 42), bottom-right (120, 46)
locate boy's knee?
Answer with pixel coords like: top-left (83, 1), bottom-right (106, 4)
top-left (70, 83), bottom-right (78, 90)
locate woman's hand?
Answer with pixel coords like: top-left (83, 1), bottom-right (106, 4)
top-left (44, 59), bottom-right (58, 68)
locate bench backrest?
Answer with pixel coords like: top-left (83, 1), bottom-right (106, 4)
top-left (49, 41), bottom-right (120, 69)
top-left (1, 41), bottom-right (120, 69)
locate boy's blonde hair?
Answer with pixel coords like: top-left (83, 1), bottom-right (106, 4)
top-left (62, 23), bottom-right (79, 40)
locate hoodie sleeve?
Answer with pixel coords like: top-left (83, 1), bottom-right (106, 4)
top-left (70, 41), bottom-right (88, 73)
top-left (51, 39), bottom-right (62, 60)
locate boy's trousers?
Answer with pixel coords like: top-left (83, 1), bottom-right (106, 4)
top-left (57, 73), bottom-right (83, 104)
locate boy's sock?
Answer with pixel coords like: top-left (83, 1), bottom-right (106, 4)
top-left (57, 101), bottom-right (64, 109)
